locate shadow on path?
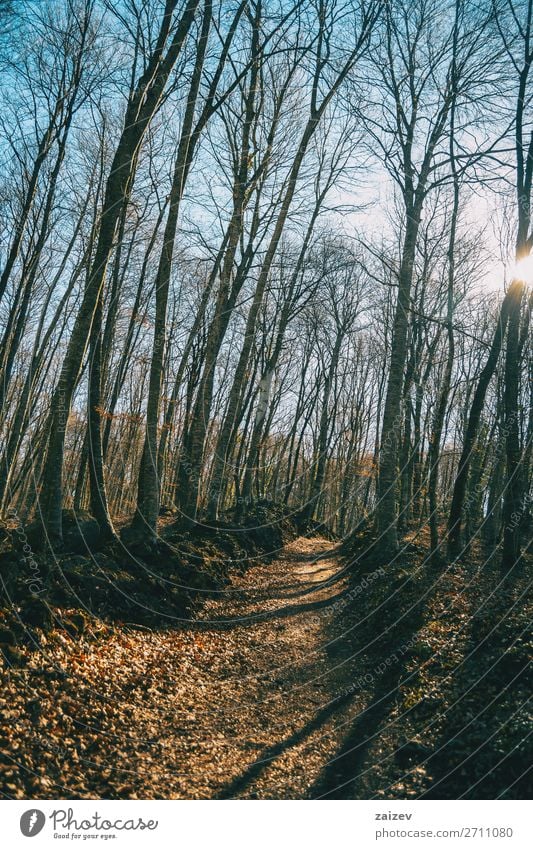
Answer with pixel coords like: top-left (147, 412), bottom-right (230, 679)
top-left (308, 555), bottom-right (447, 798)
top-left (308, 673), bottom-right (402, 798)
top-left (216, 689), bottom-right (356, 799)
top-left (190, 586), bottom-right (352, 630)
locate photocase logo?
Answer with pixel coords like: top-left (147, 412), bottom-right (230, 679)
top-left (20, 810), bottom-right (46, 837)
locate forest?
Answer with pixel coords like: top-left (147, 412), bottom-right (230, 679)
top-left (0, 0), bottom-right (531, 801)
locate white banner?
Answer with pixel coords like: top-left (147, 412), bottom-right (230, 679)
top-left (1, 800), bottom-right (530, 849)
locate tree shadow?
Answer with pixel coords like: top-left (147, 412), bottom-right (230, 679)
top-left (418, 571), bottom-right (532, 800)
top-left (308, 669), bottom-right (404, 798)
top-left (216, 688), bottom-right (358, 799)
top-left (308, 554), bottom-right (443, 799)
top-left (191, 586), bottom-right (353, 630)
top-left (215, 548), bottom-right (434, 799)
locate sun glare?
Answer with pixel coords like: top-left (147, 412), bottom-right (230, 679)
top-left (511, 253), bottom-right (533, 284)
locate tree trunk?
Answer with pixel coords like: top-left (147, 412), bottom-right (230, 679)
top-left (132, 1), bottom-right (211, 540)
top-left (38, 0), bottom-right (200, 544)
top-left (376, 212), bottom-right (421, 551)
top-left (502, 280), bottom-right (525, 568)
top-left (448, 290), bottom-right (513, 559)
top-left (87, 291), bottom-right (116, 540)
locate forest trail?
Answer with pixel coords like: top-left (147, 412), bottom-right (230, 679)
top-left (6, 535), bottom-right (391, 799)
top-left (5, 533), bottom-right (529, 800)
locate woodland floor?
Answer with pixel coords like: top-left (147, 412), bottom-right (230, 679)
top-left (0, 533), bottom-right (531, 799)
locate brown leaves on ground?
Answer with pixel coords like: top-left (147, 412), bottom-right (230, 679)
top-left (0, 535), bottom-right (531, 799)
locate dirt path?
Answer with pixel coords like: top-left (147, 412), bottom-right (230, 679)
top-left (4, 535), bottom-right (379, 799)
top-left (4, 534), bottom-right (529, 800)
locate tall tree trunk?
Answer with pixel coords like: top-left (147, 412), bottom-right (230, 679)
top-left (132, 0), bottom-right (211, 541)
top-left (38, 0), bottom-right (200, 544)
top-left (448, 291), bottom-right (512, 558)
top-left (429, 139), bottom-right (459, 558)
top-left (87, 291), bottom-right (116, 539)
top-left (376, 211), bottom-right (421, 551)
top-left (502, 280), bottom-right (525, 568)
